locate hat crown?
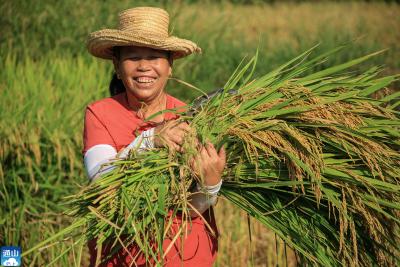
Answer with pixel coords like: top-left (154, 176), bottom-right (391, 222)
top-left (87, 6), bottom-right (201, 60)
top-left (118, 7), bottom-right (170, 38)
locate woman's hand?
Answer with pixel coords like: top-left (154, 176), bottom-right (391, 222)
top-left (153, 121), bottom-right (191, 151)
top-left (191, 142), bottom-right (226, 186)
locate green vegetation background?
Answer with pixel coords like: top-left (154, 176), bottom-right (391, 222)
top-left (1, 0), bottom-right (399, 266)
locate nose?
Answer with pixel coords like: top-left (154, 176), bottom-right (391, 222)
top-left (137, 59), bottom-right (151, 71)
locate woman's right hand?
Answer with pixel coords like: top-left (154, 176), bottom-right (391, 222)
top-left (154, 121), bottom-right (191, 151)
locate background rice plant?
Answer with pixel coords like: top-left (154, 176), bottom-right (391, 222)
top-left (0, 0), bottom-right (399, 266)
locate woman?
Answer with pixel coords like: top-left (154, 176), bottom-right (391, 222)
top-left (84, 7), bottom-right (226, 267)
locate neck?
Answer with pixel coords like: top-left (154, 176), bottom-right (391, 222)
top-left (126, 91), bottom-right (167, 122)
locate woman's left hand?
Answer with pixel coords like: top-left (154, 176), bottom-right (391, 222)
top-left (191, 142), bottom-right (226, 186)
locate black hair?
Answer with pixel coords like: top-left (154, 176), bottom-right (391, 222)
top-left (109, 72), bottom-right (126, 96)
top-left (108, 46), bottom-right (173, 97)
top-left (109, 47), bottom-right (125, 96)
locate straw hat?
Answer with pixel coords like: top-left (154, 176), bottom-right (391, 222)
top-left (87, 7), bottom-right (201, 60)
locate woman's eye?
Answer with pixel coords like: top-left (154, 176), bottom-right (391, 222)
top-left (127, 56), bottom-right (160, 61)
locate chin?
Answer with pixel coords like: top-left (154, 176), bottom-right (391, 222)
top-left (129, 90), bottom-right (163, 103)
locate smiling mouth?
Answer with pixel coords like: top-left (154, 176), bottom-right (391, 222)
top-left (133, 77), bottom-right (157, 84)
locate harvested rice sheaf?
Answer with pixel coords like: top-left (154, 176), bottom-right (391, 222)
top-left (24, 46), bottom-right (400, 266)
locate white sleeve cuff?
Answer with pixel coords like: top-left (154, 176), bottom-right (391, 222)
top-left (84, 144), bottom-right (117, 181)
top-left (118, 128), bottom-right (155, 158)
top-left (84, 129), bottom-right (156, 181)
top-left (196, 179), bottom-right (223, 195)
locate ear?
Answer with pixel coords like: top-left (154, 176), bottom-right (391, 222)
top-left (168, 65), bottom-right (172, 77)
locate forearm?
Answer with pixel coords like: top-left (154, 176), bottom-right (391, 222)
top-left (188, 180), bottom-right (222, 218)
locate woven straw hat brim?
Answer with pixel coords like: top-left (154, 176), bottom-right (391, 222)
top-left (87, 29), bottom-right (201, 60)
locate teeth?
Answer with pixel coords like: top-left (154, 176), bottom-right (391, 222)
top-left (135, 77), bottom-right (156, 83)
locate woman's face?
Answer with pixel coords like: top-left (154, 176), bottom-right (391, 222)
top-left (113, 46), bottom-right (172, 103)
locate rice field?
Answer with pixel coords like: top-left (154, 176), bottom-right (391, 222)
top-left (1, 1), bottom-right (399, 266)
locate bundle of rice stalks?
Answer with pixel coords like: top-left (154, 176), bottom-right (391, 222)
top-left (24, 45), bottom-right (400, 266)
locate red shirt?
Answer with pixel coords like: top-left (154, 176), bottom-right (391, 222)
top-left (83, 92), bottom-right (219, 266)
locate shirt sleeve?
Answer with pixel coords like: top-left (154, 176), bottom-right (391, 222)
top-left (84, 128), bottom-right (156, 181)
top-left (83, 107), bottom-right (116, 155)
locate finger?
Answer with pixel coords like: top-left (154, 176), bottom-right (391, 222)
top-left (189, 157), bottom-right (195, 168)
top-left (198, 146), bottom-right (209, 162)
top-left (194, 138), bottom-right (200, 148)
top-left (173, 143), bottom-right (182, 153)
top-left (194, 139), bottom-right (202, 150)
top-left (164, 120), bottom-right (179, 131)
top-left (190, 155), bottom-right (203, 178)
top-left (166, 141), bottom-right (180, 152)
top-left (218, 146), bottom-right (227, 163)
top-left (163, 126), bottom-right (185, 145)
top-left (171, 125), bottom-right (188, 135)
top-left (177, 122), bottom-right (191, 132)
top-left (170, 134), bottom-right (184, 145)
top-left (205, 142), bottom-right (218, 158)
top-left (156, 122), bottom-right (172, 136)
top-left (190, 156), bottom-right (200, 172)
top-left (154, 134), bottom-right (168, 148)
